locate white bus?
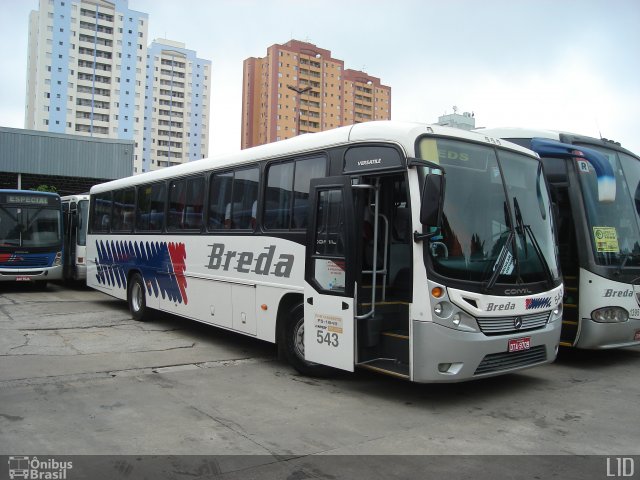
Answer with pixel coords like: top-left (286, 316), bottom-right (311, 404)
top-left (86, 121), bottom-right (563, 382)
top-left (477, 128), bottom-right (640, 349)
top-left (61, 194), bottom-right (89, 281)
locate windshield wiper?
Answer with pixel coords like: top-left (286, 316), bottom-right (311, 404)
top-left (617, 252), bottom-right (640, 276)
top-left (513, 197), bottom-right (555, 288)
top-left (483, 230), bottom-right (515, 293)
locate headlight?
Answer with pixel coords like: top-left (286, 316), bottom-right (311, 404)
top-left (549, 304), bottom-right (563, 322)
top-left (53, 252), bottom-right (62, 266)
top-left (591, 307), bottom-right (629, 323)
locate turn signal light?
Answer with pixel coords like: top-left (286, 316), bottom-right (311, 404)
top-left (431, 287), bottom-right (444, 298)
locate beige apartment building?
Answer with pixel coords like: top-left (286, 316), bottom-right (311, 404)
top-left (241, 40), bottom-right (391, 149)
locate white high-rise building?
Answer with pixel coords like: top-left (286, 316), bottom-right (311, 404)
top-left (143, 39), bottom-right (211, 172)
top-left (25, 0), bottom-right (211, 174)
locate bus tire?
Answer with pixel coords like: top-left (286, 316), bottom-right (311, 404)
top-left (283, 303), bottom-right (335, 378)
top-left (128, 273), bottom-right (151, 322)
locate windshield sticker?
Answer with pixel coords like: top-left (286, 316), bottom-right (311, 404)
top-left (577, 160), bottom-right (590, 173)
top-left (496, 248), bottom-right (515, 275)
top-left (593, 226), bottom-right (620, 253)
top-left (419, 139), bottom-right (440, 164)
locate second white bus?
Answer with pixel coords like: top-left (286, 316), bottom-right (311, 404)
top-left (477, 127), bottom-right (640, 349)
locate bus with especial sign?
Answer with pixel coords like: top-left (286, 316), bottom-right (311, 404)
top-left (86, 121), bottom-right (563, 382)
top-left (0, 189), bottom-right (63, 287)
top-left (477, 127), bottom-right (640, 349)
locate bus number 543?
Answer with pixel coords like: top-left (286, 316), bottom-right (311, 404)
top-left (317, 330), bottom-right (339, 347)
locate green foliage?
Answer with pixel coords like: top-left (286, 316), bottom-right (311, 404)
top-left (30, 185), bottom-right (58, 193)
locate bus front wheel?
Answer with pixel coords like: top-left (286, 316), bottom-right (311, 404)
top-left (128, 273), bottom-right (151, 322)
top-left (283, 304), bottom-right (335, 378)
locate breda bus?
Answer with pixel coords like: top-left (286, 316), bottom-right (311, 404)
top-left (86, 121), bottom-right (563, 382)
top-left (61, 194), bottom-right (89, 281)
top-left (477, 128), bottom-right (640, 349)
top-left (0, 189), bottom-right (63, 287)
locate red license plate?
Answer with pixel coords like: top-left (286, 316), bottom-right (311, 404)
top-left (635, 331), bottom-right (640, 342)
top-left (508, 337), bottom-right (531, 353)
top-left (16, 276), bottom-right (31, 282)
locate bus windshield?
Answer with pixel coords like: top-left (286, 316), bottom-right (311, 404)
top-left (574, 144), bottom-right (640, 268)
top-left (417, 138), bottom-right (560, 285)
top-left (0, 205), bottom-right (61, 248)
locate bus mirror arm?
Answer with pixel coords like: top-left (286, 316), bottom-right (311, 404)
top-left (414, 173), bottom-right (445, 242)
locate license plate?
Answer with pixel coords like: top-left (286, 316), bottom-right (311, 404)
top-left (635, 331), bottom-right (640, 342)
top-left (508, 337), bottom-right (531, 353)
top-left (16, 276), bottom-right (31, 282)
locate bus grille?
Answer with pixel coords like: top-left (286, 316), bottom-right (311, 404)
top-left (0, 255), bottom-right (51, 268)
top-left (474, 345), bottom-right (547, 376)
top-left (476, 311), bottom-right (550, 336)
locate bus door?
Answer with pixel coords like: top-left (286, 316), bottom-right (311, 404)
top-left (304, 176), bottom-right (356, 371)
top-left (62, 201), bottom-right (77, 280)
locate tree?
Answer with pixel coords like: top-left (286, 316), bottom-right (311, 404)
top-left (30, 185), bottom-right (58, 193)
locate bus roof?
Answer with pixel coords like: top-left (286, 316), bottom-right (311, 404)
top-left (475, 127), bottom-right (637, 157)
top-left (61, 194), bottom-right (90, 202)
top-left (0, 189), bottom-right (60, 197)
top-left (91, 121), bottom-right (538, 194)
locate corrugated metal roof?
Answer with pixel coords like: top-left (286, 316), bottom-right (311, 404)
top-left (0, 127), bottom-right (133, 180)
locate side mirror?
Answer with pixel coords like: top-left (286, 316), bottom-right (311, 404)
top-left (420, 173), bottom-right (445, 228)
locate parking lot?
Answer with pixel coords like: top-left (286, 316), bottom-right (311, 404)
top-left (1, 282), bottom-right (639, 477)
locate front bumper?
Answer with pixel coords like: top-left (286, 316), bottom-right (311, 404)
top-left (412, 318), bottom-right (562, 383)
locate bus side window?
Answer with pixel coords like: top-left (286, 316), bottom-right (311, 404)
top-left (91, 192), bottom-right (112, 233)
top-left (292, 156), bottom-right (326, 229)
top-left (208, 171), bottom-right (232, 230)
top-left (168, 179), bottom-right (187, 231)
top-left (230, 167), bottom-right (259, 230)
top-left (136, 182), bottom-right (165, 232)
top-left (264, 161), bottom-right (293, 229)
top-left (111, 188), bottom-right (135, 233)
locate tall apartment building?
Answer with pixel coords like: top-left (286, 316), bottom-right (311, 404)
top-left (242, 40), bottom-right (391, 149)
top-left (25, 0), bottom-right (211, 174)
top-left (143, 39), bottom-right (211, 171)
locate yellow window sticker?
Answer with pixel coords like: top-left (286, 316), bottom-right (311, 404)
top-left (419, 138), bottom-right (439, 164)
top-left (593, 226), bottom-right (620, 253)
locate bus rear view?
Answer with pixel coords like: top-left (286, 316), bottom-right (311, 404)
top-left (0, 190), bottom-right (63, 287)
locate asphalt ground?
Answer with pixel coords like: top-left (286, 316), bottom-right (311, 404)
top-left (1, 282), bottom-right (639, 479)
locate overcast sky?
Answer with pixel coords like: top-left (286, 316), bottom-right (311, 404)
top-left (1, 0), bottom-right (639, 155)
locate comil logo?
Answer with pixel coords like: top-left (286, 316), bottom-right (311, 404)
top-left (8, 456), bottom-right (73, 479)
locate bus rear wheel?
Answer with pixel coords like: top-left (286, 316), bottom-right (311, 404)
top-left (128, 273), bottom-right (151, 322)
top-left (283, 303), bottom-right (335, 378)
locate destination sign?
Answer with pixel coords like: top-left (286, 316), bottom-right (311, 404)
top-left (1, 193), bottom-right (59, 206)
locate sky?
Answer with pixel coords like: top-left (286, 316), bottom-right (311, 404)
top-left (1, 0), bottom-right (639, 155)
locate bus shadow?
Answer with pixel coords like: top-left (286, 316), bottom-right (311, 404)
top-left (556, 346), bottom-right (640, 370)
top-left (148, 309), bottom-right (278, 356)
top-left (137, 310), bottom-right (550, 407)
top-left (336, 368), bottom-right (548, 407)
